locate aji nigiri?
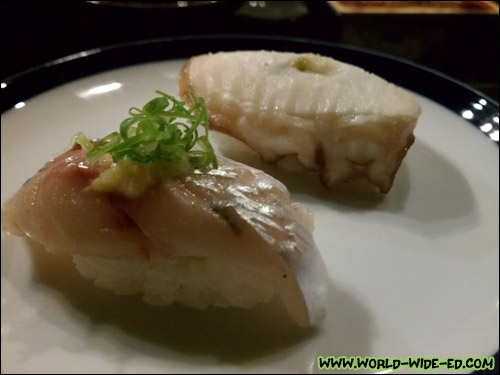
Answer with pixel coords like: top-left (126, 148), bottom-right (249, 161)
top-left (1, 92), bottom-right (328, 327)
top-left (179, 51), bottom-right (421, 193)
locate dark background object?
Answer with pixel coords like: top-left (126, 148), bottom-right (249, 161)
top-left (1, 1), bottom-right (498, 101)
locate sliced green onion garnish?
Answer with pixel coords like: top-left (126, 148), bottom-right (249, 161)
top-left (73, 90), bottom-right (217, 173)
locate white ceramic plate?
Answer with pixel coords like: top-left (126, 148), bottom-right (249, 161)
top-left (1, 48), bottom-right (499, 373)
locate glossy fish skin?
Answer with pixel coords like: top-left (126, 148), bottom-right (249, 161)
top-left (2, 147), bottom-right (328, 327)
top-left (179, 51), bottom-right (421, 193)
top-left (1, 148), bottom-right (148, 260)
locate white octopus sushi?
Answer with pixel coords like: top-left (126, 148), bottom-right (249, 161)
top-left (1, 146), bottom-right (328, 327)
top-left (179, 51), bottom-right (421, 193)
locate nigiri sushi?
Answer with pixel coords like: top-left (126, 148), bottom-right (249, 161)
top-left (1, 92), bottom-right (328, 327)
top-left (179, 51), bottom-right (422, 193)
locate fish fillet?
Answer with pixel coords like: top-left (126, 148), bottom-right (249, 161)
top-left (179, 51), bottom-right (421, 193)
top-left (2, 146), bottom-right (328, 327)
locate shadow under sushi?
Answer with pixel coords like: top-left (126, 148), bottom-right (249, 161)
top-left (20, 240), bottom-right (374, 367)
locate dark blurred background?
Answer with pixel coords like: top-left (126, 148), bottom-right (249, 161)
top-left (1, 1), bottom-right (498, 101)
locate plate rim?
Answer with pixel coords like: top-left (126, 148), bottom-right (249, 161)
top-left (1, 34), bottom-right (499, 147)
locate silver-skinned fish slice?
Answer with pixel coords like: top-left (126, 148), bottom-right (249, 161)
top-left (179, 51), bottom-right (421, 193)
top-left (2, 147), bottom-right (328, 327)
